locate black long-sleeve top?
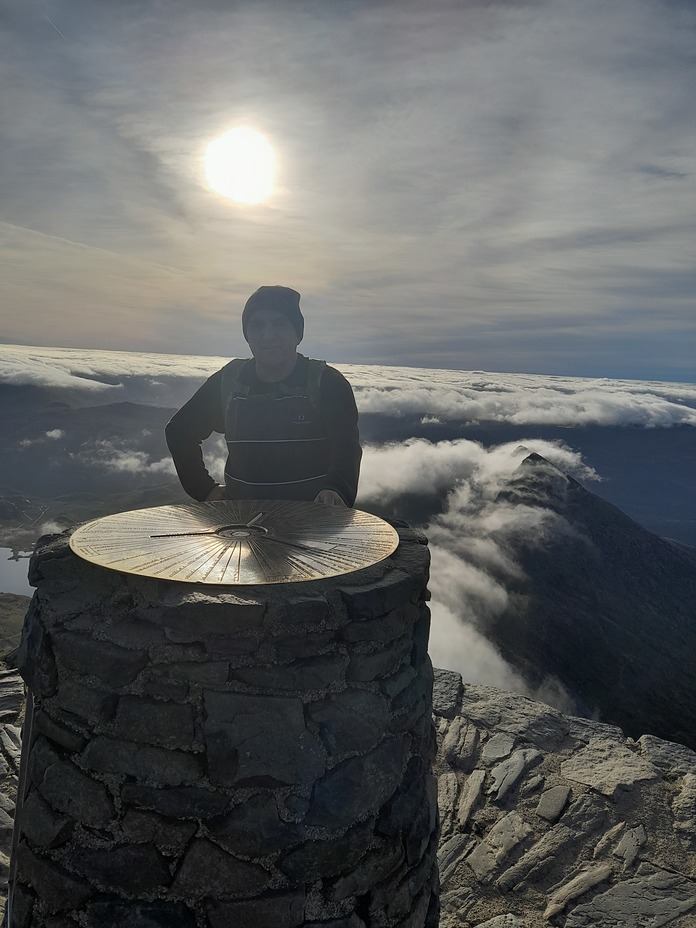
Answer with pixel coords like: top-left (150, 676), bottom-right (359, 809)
top-left (165, 355), bottom-right (362, 505)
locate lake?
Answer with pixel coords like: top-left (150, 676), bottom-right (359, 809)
top-left (0, 550), bottom-right (33, 596)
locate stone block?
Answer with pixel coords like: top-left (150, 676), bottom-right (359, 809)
top-left (121, 783), bottom-right (230, 819)
top-left (410, 604), bottom-right (431, 670)
top-left (394, 883), bottom-right (433, 928)
top-left (346, 635), bottom-right (412, 683)
top-left (488, 749), bottom-right (542, 802)
top-left (208, 792), bottom-right (305, 857)
top-left (496, 824), bottom-right (576, 891)
top-left (47, 679), bottom-right (117, 725)
top-left (437, 833), bottom-right (475, 887)
top-left (371, 838), bottom-right (434, 922)
top-left (101, 617), bottom-right (168, 648)
top-left (148, 660), bottom-right (229, 686)
top-left (536, 785), bottom-right (571, 823)
top-left (339, 570), bottom-right (418, 619)
top-left (15, 840), bottom-right (93, 913)
top-left (18, 789), bottom-right (73, 848)
top-left (328, 840), bottom-right (405, 901)
top-left (481, 733), bottom-right (515, 764)
top-left (279, 820), bottom-right (374, 881)
top-left (229, 654), bottom-right (348, 692)
top-left (203, 690), bottom-right (325, 787)
top-left (32, 708), bottom-right (86, 753)
top-left (431, 669), bottom-right (463, 720)
top-left (404, 775), bottom-right (438, 866)
top-left (207, 892), bottom-right (305, 928)
top-left (307, 688), bottom-right (391, 756)
top-left (441, 717), bottom-right (479, 772)
top-left (17, 599), bottom-right (58, 698)
top-left (307, 738), bottom-right (409, 828)
top-left (380, 663), bottom-right (417, 699)
top-left (39, 758), bottom-right (115, 827)
top-left (84, 900), bottom-right (197, 928)
top-left (82, 735), bottom-right (203, 785)
top-left (172, 838), bottom-right (271, 898)
top-left (283, 594), bottom-right (330, 626)
top-left (114, 695), bottom-right (195, 749)
top-left (28, 735), bottom-right (61, 787)
top-left (392, 660), bottom-right (433, 717)
top-left (51, 631), bottom-right (148, 687)
top-left (378, 755), bottom-right (425, 837)
top-left (121, 808), bottom-right (197, 855)
top-left (274, 630), bottom-right (336, 662)
top-left (68, 843), bottom-right (172, 894)
top-left (341, 606), bottom-right (416, 644)
top-left (160, 590), bottom-right (265, 640)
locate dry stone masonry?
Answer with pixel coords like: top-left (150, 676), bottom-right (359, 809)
top-left (433, 670), bottom-right (696, 927)
top-left (6, 526), bottom-right (439, 928)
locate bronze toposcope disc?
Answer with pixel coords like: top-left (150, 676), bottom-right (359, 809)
top-left (69, 500), bottom-right (400, 585)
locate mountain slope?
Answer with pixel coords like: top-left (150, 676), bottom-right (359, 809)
top-left (487, 453), bottom-right (696, 749)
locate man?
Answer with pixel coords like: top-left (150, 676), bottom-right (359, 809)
top-left (166, 286), bottom-right (361, 506)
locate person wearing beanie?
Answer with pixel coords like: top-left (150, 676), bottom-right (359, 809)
top-left (165, 286), bottom-right (361, 506)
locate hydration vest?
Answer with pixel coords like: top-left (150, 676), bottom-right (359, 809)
top-left (220, 357), bottom-right (331, 501)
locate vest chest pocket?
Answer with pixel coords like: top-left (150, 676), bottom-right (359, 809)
top-left (224, 393), bottom-right (331, 492)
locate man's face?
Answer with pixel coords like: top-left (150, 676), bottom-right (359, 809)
top-left (245, 307), bottom-right (300, 372)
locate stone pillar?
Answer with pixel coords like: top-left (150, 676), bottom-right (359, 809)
top-left (9, 524), bottom-right (439, 928)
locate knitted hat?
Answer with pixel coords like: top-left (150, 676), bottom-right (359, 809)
top-left (241, 286), bottom-right (304, 341)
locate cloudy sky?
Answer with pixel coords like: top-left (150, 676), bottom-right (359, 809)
top-left (1, 0), bottom-right (695, 381)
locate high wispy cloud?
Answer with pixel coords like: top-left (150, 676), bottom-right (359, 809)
top-left (1, 0), bottom-right (694, 379)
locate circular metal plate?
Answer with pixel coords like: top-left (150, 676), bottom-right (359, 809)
top-left (69, 500), bottom-right (400, 585)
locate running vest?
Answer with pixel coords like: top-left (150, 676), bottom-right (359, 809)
top-left (220, 357), bottom-right (331, 500)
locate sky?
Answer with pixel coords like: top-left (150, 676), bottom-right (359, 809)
top-left (1, 0), bottom-right (695, 381)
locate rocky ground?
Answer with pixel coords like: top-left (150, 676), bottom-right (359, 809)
top-left (0, 665), bottom-right (694, 925)
top-left (0, 664), bottom-right (26, 923)
top-left (433, 670), bottom-right (696, 927)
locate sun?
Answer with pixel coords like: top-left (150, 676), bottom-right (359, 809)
top-left (204, 127), bottom-right (275, 204)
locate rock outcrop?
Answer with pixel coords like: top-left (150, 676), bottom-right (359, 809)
top-left (433, 669), bottom-right (696, 927)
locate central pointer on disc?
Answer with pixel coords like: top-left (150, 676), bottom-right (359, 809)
top-left (69, 500), bottom-right (400, 585)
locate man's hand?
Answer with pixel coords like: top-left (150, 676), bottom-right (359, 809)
top-left (205, 484), bottom-right (226, 501)
top-left (314, 489), bottom-right (346, 507)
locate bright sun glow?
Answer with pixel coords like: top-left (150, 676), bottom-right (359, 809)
top-left (204, 127), bottom-right (275, 204)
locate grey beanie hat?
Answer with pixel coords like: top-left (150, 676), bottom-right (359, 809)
top-left (242, 286), bottom-right (304, 341)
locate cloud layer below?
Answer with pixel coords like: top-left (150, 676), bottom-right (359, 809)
top-left (2, 344), bottom-right (695, 428)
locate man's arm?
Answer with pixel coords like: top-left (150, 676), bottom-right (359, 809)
top-left (316, 367), bottom-right (362, 506)
top-left (165, 371), bottom-right (225, 501)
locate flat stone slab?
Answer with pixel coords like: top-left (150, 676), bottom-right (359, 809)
top-left (561, 739), bottom-right (659, 797)
top-left (565, 865), bottom-right (696, 926)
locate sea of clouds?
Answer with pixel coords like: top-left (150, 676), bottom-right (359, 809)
top-left (3, 344), bottom-right (695, 704)
top-left (2, 344), bottom-right (696, 426)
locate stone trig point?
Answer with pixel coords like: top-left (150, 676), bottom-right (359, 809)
top-left (7, 507), bottom-right (439, 928)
